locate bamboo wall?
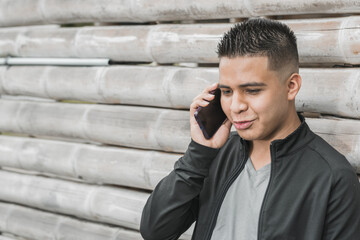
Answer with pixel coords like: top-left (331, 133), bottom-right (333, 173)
top-left (0, 1), bottom-right (359, 239)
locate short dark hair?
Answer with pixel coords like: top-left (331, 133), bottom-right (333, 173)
top-left (217, 18), bottom-right (299, 73)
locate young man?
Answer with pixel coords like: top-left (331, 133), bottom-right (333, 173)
top-left (140, 18), bottom-right (360, 240)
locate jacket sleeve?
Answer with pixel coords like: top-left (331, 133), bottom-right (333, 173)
top-left (140, 140), bottom-right (220, 240)
top-left (322, 168), bottom-right (360, 239)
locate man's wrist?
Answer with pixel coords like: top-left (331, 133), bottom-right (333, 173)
top-left (181, 139), bottom-right (220, 171)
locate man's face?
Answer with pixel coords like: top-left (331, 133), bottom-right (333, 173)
top-left (219, 56), bottom-right (291, 142)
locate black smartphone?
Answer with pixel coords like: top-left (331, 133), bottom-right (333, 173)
top-left (194, 88), bottom-right (227, 139)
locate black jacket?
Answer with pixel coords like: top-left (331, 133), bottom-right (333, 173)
top-left (140, 116), bottom-right (360, 240)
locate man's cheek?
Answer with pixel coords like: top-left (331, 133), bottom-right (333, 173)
top-left (251, 97), bottom-right (271, 113)
top-left (224, 110), bottom-right (232, 122)
top-left (221, 101), bottom-right (231, 117)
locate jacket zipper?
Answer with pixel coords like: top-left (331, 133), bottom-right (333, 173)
top-left (203, 143), bottom-right (249, 240)
top-left (257, 142), bottom-right (276, 240)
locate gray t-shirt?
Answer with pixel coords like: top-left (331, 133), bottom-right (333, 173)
top-left (210, 157), bottom-right (271, 240)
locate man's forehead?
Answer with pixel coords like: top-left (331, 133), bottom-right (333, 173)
top-left (218, 56), bottom-right (281, 85)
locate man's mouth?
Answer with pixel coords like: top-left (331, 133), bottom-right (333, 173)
top-left (233, 120), bottom-right (254, 130)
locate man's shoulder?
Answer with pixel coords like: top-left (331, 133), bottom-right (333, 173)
top-left (306, 132), bottom-right (355, 175)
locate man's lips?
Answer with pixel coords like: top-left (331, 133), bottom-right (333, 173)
top-left (233, 120), bottom-right (254, 130)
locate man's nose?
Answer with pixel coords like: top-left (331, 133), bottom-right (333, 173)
top-left (230, 92), bottom-right (247, 113)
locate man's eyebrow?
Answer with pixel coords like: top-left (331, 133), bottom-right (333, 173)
top-left (239, 82), bottom-right (267, 87)
top-left (218, 82), bottom-right (267, 88)
top-left (218, 84), bottom-right (230, 89)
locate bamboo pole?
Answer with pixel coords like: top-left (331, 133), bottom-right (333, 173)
top-left (0, 25), bottom-right (59, 57)
top-left (0, 99), bottom-right (191, 152)
top-left (0, 57), bottom-right (110, 66)
top-left (0, 66), bottom-right (359, 118)
top-left (0, 135), bottom-right (180, 190)
top-left (0, 202), bottom-right (143, 240)
top-left (0, 170), bottom-right (148, 230)
top-left (0, 0), bottom-right (359, 27)
top-left (0, 65), bottom-right (216, 108)
top-left (0, 17), bottom-right (359, 65)
top-left (0, 170), bottom-right (193, 239)
top-left (296, 68), bottom-right (360, 118)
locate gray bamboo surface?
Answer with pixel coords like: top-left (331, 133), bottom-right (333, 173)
top-left (0, 99), bottom-right (359, 172)
top-left (0, 170), bottom-right (193, 239)
top-left (0, 234), bottom-right (28, 240)
top-left (0, 0), bottom-right (359, 27)
top-left (0, 66), bottom-right (359, 118)
top-left (0, 202), bottom-right (143, 240)
top-left (0, 16), bottom-right (359, 65)
top-left (0, 2), bottom-right (359, 239)
top-left (0, 99), bottom-right (191, 152)
top-left (0, 169), bottom-right (148, 230)
top-left (0, 135), bottom-right (180, 190)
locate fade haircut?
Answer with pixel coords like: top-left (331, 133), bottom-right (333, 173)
top-left (217, 18), bottom-right (299, 76)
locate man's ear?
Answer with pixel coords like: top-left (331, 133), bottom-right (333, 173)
top-left (287, 73), bottom-right (302, 101)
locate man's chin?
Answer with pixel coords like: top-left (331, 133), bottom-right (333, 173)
top-left (235, 130), bottom-right (257, 141)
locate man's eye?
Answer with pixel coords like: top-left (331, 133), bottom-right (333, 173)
top-left (221, 89), bottom-right (232, 95)
top-left (246, 89), bottom-right (261, 94)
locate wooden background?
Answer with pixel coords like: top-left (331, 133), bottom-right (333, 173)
top-left (0, 0), bottom-right (359, 239)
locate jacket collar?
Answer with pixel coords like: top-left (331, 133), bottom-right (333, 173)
top-left (270, 113), bottom-right (315, 159)
top-left (241, 113), bottom-right (315, 159)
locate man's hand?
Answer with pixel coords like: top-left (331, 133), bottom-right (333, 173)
top-left (190, 83), bottom-right (232, 149)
